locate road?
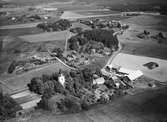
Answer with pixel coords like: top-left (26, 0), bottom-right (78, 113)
top-left (101, 30), bottom-right (123, 75)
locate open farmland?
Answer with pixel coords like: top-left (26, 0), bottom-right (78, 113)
top-left (74, 10), bottom-right (120, 16)
top-left (111, 53), bottom-right (167, 82)
top-left (19, 31), bottom-right (68, 42)
top-left (0, 62), bottom-right (70, 92)
top-left (60, 11), bottom-right (122, 19)
top-left (0, 27), bottom-right (43, 36)
top-left (2, 0), bottom-right (72, 6)
top-left (123, 15), bottom-right (167, 32)
top-left (118, 15), bottom-right (167, 60)
top-left (0, 22), bottom-right (40, 29)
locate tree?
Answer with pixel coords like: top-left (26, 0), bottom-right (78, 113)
top-left (37, 19), bottom-right (71, 32)
top-left (158, 32), bottom-right (164, 39)
top-left (82, 68), bottom-right (93, 83)
top-left (37, 88), bottom-right (54, 110)
top-left (52, 48), bottom-right (63, 58)
top-left (57, 95), bottom-right (82, 113)
top-left (8, 61), bottom-right (16, 74)
top-left (27, 77), bottom-right (44, 94)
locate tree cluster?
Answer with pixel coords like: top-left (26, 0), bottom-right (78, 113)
top-left (68, 29), bottom-right (119, 52)
top-left (36, 19), bottom-right (71, 32)
top-left (51, 48), bottom-right (63, 59)
top-left (27, 68), bottom-right (97, 113)
top-left (0, 92), bottom-right (22, 121)
top-left (83, 29), bottom-right (118, 49)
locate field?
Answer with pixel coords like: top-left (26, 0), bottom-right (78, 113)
top-left (118, 15), bottom-right (167, 61)
top-left (19, 31), bottom-right (68, 42)
top-left (0, 62), bottom-right (70, 92)
top-left (111, 53), bottom-right (167, 82)
top-left (0, 22), bottom-right (40, 29)
top-left (123, 15), bottom-right (167, 32)
top-left (0, 27), bottom-right (43, 36)
top-left (2, 0), bottom-right (71, 6)
top-left (75, 10), bottom-right (120, 16)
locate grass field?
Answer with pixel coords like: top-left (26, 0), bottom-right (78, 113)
top-left (19, 31), bottom-right (68, 42)
top-left (0, 27), bottom-right (43, 36)
top-left (1, 62), bottom-right (70, 92)
top-left (123, 15), bottom-right (167, 32)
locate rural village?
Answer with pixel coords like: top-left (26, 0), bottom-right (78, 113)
top-left (0, 0), bottom-right (167, 122)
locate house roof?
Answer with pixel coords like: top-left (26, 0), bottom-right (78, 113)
top-left (93, 77), bottom-right (105, 85)
top-left (128, 70), bottom-right (143, 81)
top-left (119, 67), bottom-right (143, 80)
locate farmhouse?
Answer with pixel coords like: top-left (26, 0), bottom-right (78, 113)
top-left (105, 64), bottom-right (143, 81)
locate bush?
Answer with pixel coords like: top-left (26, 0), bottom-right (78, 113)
top-left (57, 95), bottom-right (81, 113)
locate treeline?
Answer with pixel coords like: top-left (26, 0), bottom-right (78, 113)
top-left (68, 29), bottom-right (119, 52)
top-left (36, 19), bottom-right (71, 32)
top-left (0, 92), bottom-right (22, 121)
